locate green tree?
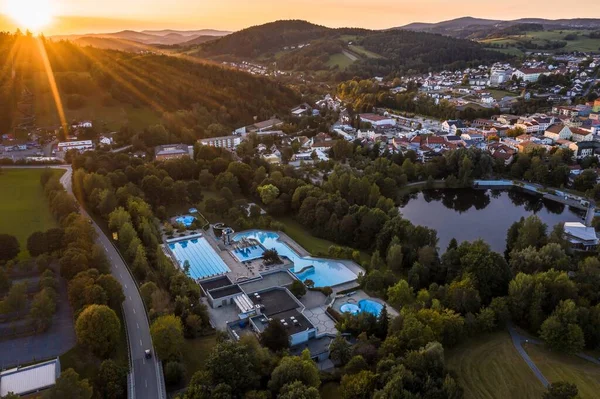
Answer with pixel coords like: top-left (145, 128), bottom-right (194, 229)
top-left (75, 305), bottom-right (121, 358)
top-left (540, 300), bottom-right (585, 354)
top-left (44, 368), bottom-right (93, 399)
top-left (95, 359), bottom-right (127, 399)
top-left (0, 234), bottom-right (19, 262)
top-left (259, 319), bottom-right (290, 352)
top-left (150, 315), bottom-right (184, 361)
top-left (268, 350), bottom-right (320, 393)
top-left (386, 241), bottom-right (403, 271)
top-left (258, 184), bottom-right (280, 205)
top-left (387, 280), bottom-right (414, 308)
top-left (165, 361), bottom-right (186, 386)
top-left (543, 381), bottom-right (579, 399)
top-left (289, 279), bottom-right (307, 298)
top-left (329, 334), bottom-right (352, 366)
top-left (30, 288), bottom-right (57, 332)
top-left (278, 381), bottom-right (320, 399)
top-left (340, 370), bottom-right (376, 399)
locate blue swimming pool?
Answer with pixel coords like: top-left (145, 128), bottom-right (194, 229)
top-left (233, 231), bottom-right (358, 287)
top-left (232, 246), bottom-right (265, 262)
top-left (175, 215), bottom-right (196, 227)
top-left (168, 237), bottom-right (230, 279)
top-left (340, 299), bottom-right (384, 317)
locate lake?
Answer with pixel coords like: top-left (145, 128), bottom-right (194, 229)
top-left (399, 188), bottom-right (585, 253)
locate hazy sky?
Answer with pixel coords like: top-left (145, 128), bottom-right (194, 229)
top-left (1, 0), bottom-right (599, 34)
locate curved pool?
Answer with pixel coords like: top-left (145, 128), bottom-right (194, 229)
top-left (340, 299), bottom-right (384, 317)
top-left (233, 230), bottom-right (358, 287)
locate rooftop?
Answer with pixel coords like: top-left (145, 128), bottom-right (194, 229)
top-left (564, 222), bottom-right (599, 242)
top-left (155, 143), bottom-right (189, 155)
top-left (200, 276), bottom-right (233, 293)
top-left (0, 358), bottom-right (59, 397)
top-left (210, 284), bottom-right (243, 299)
top-left (360, 113), bottom-right (390, 122)
top-left (251, 308), bottom-right (313, 335)
top-left (249, 288), bottom-right (300, 316)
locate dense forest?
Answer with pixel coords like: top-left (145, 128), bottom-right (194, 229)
top-left (0, 32), bottom-right (299, 138)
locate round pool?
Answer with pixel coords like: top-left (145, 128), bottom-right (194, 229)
top-left (340, 303), bottom-right (361, 315)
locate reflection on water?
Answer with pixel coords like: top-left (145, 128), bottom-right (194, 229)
top-left (399, 188), bottom-right (583, 253)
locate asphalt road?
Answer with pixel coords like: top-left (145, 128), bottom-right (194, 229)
top-left (58, 167), bottom-right (164, 399)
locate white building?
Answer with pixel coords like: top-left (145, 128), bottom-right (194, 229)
top-left (359, 113), bottom-right (396, 127)
top-left (512, 68), bottom-right (550, 83)
top-left (0, 358), bottom-right (60, 397)
top-left (57, 140), bottom-right (94, 152)
top-left (198, 135), bottom-right (242, 149)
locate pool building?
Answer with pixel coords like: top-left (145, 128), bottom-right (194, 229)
top-left (167, 234), bottom-right (230, 279)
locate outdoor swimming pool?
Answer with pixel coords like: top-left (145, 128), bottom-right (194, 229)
top-left (168, 236), bottom-right (230, 279)
top-left (340, 299), bottom-right (383, 317)
top-left (175, 215), bottom-right (197, 227)
top-left (233, 231), bottom-right (358, 287)
top-left (232, 246), bottom-right (265, 262)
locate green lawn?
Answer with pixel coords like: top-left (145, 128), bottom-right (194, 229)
top-left (325, 53), bottom-right (355, 70)
top-left (446, 331), bottom-right (545, 399)
top-left (275, 216), bottom-right (370, 263)
top-left (0, 168), bottom-right (65, 258)
top-left (181, 334), bottom-right (218, 384)
top-left (487, 89), bottom-right (518, 101)
top-left (524, 343), bottom-right (600, 399)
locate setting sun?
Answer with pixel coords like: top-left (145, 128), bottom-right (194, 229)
top-left (5, 0), bottom-right (54, 31)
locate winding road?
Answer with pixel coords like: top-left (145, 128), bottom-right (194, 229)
top-left (5, 165), bottom-right (165, 398)
top-left (59, 167), bottom-right (165, 399)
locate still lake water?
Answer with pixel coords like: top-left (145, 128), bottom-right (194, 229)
top-left (399, 189), bottom-right (585, 253)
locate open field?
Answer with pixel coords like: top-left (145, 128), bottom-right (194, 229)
top-left (348, 45), bottom-right (384, 59)
top-left (524, 343), bottom-right (600, 399)
top-left (326, 53), bottom-right (355, 69)
top-left (181, 334), bottom-right (218, 384)
top-left (0, 168), bottom-right (64, 258)
top-left (487, 89), bottom-right (518, 101)
top-left (481, 30), bottom-right (600, 54)
top-left (446, 332), bottom-right (545, 399)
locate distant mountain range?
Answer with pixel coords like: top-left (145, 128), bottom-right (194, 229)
top-left (398, 17), bottom-right (600, 39)
top-left (51, 28), bottom-right (231, 47)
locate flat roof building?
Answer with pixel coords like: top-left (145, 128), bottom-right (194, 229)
top-left (155, 144), bottom-right (193, 161)
top-left (0, 358), bottom-right (60, 397)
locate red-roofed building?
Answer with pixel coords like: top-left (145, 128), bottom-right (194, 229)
top-left (359, 113), bottom-right (396, 127)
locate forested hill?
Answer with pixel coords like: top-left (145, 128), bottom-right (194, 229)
top-left (191, 19), bottom-right (508, 78)
top-left (0, 33), bottom-right (299, 137)
top-left (198, 20), bottom-right (332, 58)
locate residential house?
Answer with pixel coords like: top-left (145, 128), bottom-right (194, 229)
top-left (544, 124), bottom-right (572, 142)
top-left (514, 121), bottom-right (540, 134)
top-left (570, 128), bottom-right (593, 143)
top-left (198, 135), bottom-right (241, 149)
top-left (569, 141), bottom-right (600, 159)
top-left (441, 120), bottom-right (466, 135)
top-left (488, 142), bottom-right (516, 165)
top-left (310, 133), bottom-right (336, 152)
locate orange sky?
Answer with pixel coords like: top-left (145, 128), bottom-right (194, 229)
top-left (0, 0), bottom-right (599, 34)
